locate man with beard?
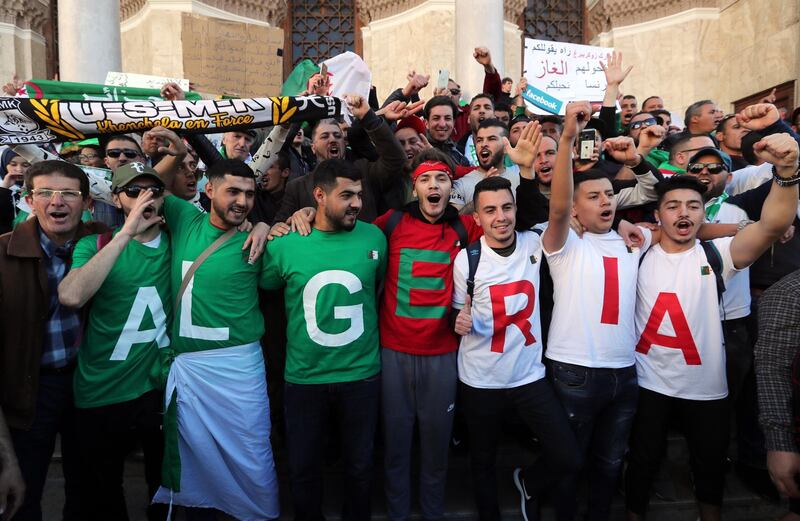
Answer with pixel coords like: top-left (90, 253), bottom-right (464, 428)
top-left (457, 93), bottom-right (496, 166)
top-left (450, 119), bottom-right (518, 211)
top-left (274, 94), bottom-right (406, 223)
top-left (151, 159), bottom-right (278, 520)
top-left (58, 163), bottom-right (170, 521)
top-left (261, 159), bottom-right (387, 521)
top-left (626, 130), bottom-right (800, 521)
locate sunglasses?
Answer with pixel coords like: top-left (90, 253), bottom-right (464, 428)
top-left (628, 118), bottom-right (657, 130)
top-left (115, 185), bottom-right (165, 198)
top-left (449, 88), bottom-right (461, 96)
top-left (687, 162), bottom-right (726, 175)
top-left (106, 149), bottom-right (141, 159)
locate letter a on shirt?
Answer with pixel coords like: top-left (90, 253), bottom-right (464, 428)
top-left (110, 286), bottom-right (170, 361)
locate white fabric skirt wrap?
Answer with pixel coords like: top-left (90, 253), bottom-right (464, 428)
top-left (152, 342), bottom-right (280, 520)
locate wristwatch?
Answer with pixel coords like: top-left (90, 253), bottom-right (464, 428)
top-left (737, 219), bottom-right (755, 232)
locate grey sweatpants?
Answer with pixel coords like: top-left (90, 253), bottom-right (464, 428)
top-left (381, 348), bottom-right (458, 521)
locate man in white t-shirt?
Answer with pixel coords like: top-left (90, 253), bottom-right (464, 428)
top-left (452, 176), bottom-right (581, 521)
top-left (625, 125), bottom-right (800, 521)
top-left (684, 147), bottom-right (754, 399)
top-left (541, 101), bottom-right (654, 521)
top-left (449, 119), bottom-right (520, 212)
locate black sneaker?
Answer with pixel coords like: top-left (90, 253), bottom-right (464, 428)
top-left (513, 467), bottom-right (540, 521)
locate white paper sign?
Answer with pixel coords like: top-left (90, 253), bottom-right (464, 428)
top-left (522, 39), bottom-right (614, 115)
top-left (105, 72), bottom-right (190, 91)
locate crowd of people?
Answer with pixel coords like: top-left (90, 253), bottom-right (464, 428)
top-left (1, 46), bottom-right (800, 521)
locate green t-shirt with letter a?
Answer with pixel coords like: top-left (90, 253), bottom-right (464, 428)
top-left (261, 221), bottom-right (387, 385)
top-left (72, 229), bottom-right (172, 408)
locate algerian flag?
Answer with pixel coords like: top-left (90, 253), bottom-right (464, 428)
top-left (322, 51), bottom-right (372, 101)
top-left (280, 59), bottom-right (319, 96)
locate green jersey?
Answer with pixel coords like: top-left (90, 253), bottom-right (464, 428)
top-left (261, 221), bottom-right (387, 384)
top-left (72, 229), bottom-right (172, 408)
top-left (163, 195), bottom-right (266, 353)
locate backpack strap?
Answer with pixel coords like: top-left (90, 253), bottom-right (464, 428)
top-left (465, 239), bottom-right (482, 300)
top-left (382, 210), bottom-right (404, 238)
top-left (700, 240), bottom-right (726, 302)
top-left (96, 231), bottom-right (113, 251)
top-left (450, 218), bottom-right (469, 249)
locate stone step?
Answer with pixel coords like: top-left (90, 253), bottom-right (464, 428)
top-left (44, 431), bottom-right (787, 521)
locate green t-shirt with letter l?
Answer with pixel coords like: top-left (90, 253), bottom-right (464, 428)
top-left (163, 195), bottom-right (266, 354)
top-left (261, 221), bottom-right (387, 384)
top-left (72, 229), bottom-right (172, 408)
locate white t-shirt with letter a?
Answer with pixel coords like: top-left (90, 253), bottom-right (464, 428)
top-left (635, 237), bottom-right (740, 400)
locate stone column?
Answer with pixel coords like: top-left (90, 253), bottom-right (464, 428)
top-left (58, 0), bottom-right (122, 83)
top-left (455, 0), bottom-right (504, 100)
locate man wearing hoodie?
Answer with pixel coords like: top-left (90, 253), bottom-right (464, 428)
top-left (375, 122), bottom-right (542, 521)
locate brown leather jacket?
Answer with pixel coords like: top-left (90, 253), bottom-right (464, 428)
top-left (0, 218), bottom-right (107, 430)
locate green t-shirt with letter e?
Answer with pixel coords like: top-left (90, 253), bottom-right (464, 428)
top-left (72, 229), bottom-right (172, 408)
top-left (261, 221), bottom-right (387, 385)
top-left (163, 195), bottom-right (266, 353)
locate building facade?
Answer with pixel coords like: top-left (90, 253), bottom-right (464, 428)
top-left (1, 0), bottom-right (798, 117)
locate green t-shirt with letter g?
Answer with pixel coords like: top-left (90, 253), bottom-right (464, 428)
top-left (72, 229), bottom-right (172, 408)
top-left (163, 195), bottom-right (266, 353)
top-left (261, 221), bottom-right (387, 384)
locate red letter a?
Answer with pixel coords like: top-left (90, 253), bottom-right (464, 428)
top-left (635, 292), bottom-right (701, 365)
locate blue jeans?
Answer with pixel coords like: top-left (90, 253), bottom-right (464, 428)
top-left (283, 374), bottom-right (381, 521)
top-left (547, 360), bottom-right (638, 521)
top-left (9, 373), bottom-right (81, 521)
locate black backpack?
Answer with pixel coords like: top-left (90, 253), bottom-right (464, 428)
top-left (638, 240), bottom-right (726, 302)
top-left (464, 228), bottom-right (543, 299)
top-left (382, 209), bottom-right (469, 249)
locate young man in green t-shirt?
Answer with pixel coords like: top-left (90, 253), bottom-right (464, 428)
top-left (262, 158), bottom-right (387, 520)
top-left (58, 162), bottom-right (170, 521)
top-left (150, 158), bottom-right (278, 521)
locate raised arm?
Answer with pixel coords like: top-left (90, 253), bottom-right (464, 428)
top-left (345, 94), bottom-right (406, 190)
top-left (149, 127), bottom-right (188, 190)
top-left (59, 191), bottom-right (163, 308)
top-left (543, 101), bottom-right (591, 252)
top-left (606, 137), bottom-right (660, 209)
top-left (598, 51), bottom-right (632, 139)
top-left (730, 132), bottom-right (799, 269)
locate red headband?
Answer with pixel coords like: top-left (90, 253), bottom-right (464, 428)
top-left (411, 161), bottom-right (453, 183)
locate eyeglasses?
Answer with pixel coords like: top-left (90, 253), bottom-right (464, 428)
top-left (628, 118), bottom-right (657, 130)
top-left (106, 149), bottom-right (141, 159)
top-left (687, 162), bottom-right (726, 175)
top-left (449, 88), bottom-right (461, 96)
top-left (30, 189), bottom-right (83, 202)
top-left (79, 154), bottom-right (100, 161)
top-left (115, 185), bottom-right (165, 198)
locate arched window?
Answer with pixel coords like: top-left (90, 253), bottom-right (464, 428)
top-left (524, 0), bottom-right (584, 44)
top-left (284, 0), bottom-right (358, 76)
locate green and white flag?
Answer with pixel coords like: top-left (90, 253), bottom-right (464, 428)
top-left (24, 79), bottom-right (203, 102)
